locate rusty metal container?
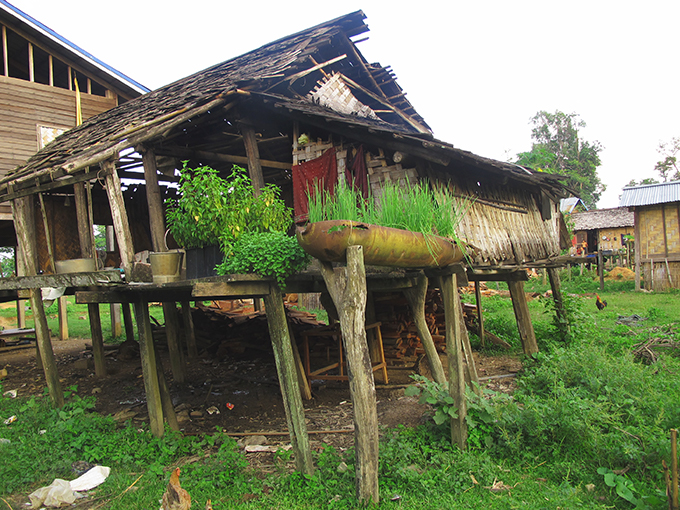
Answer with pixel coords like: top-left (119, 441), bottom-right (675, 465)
top-left (296, 220), bottom-right (466, 268)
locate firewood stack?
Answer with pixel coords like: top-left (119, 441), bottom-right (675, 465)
top-left (373, 290), bottom-right (480, 361)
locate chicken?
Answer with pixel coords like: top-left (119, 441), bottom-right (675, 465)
top-left (161, 467), bottom-right (191, 510)
top-left (205, 500), bottom-right (213, 510)
top-left (595, 293), bottom-right (607, 311)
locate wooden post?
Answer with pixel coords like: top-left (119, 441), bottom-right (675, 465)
top-left (319, 246), bottom-right (379, 503)
top-left (140, 147), bottom-right (166, 251)
top-left (240, 124), bottom-right (265, 195)
top-left (440, 273), bottom-right (467, 450)
top-left (547, 267), bottom-right (569, 340)
top-left (180, 301), bottom-right (199, 359)
top-left (15, 246), bottom-right (26, 328)
top-left (102, 160), bottom-right (135, 272)
top-left (58, 296), bottom-right (69, 340)
top-left (507, 280), bottom-right (539, 355)
top-left (598, 250), bottom-right (604, 291)
top-left (403, 273), bottom-right (446, 384)
top-left (457, 300), bottom-right (480, 394)
top-left (263, 285), bottom-right (313, 475)
top-left (121, 303), bottom-right (135, 342)
top-left (88, 304), bottom-right (106, 377)
top-left (109, 304), bottom-right (122, 337)
top-left (133, 300), bottom-right (164, 437)
top-left (474, 281), bottom-right (485, 348)
top-left (11, 196), bottom-right (64, 407)
top-left (162, 302), bottom-right (185, 383)
top-left (287, 326), bottom-right (313, 400)
top-left (74, 181), bottom-right (106, 375)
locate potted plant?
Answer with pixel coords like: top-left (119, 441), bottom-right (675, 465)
top-left (297, 180), bottom-right (473, 268)
top-left (166, 162), bottom-right (296, 279)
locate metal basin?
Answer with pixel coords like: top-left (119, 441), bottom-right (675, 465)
top-left (55, 258), bottom-right (97, 274)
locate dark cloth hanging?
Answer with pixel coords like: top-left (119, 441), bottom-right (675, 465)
top-left (345, 145), bottom-right (369, 199)
top-left (292, 147), bottom-right (337, 222)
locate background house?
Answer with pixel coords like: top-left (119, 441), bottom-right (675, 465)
top-left (570, 207), bottom-right (634, 255)
top-left (0, 0), bottom-right (148, 245)
top-left (620, 180), bottom-right (680, 290)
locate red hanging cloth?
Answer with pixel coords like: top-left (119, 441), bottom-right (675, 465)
top-left (292, 148), bottom-right (337, 222)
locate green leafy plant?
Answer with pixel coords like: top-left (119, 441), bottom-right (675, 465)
top-left (597, 467), bottom-right (665, 509)
top-left (405, 374), bottom-right (458, 426)
top-left (165, 163), bottom-right (292, 256)
top-left (216, 231), bottom-right (309, 287)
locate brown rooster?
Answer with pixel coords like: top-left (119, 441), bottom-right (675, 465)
top-left (161, 467), bottom-right (191, 510)
top-left (595, 293), bottom-right (607, 311)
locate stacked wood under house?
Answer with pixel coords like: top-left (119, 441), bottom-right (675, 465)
top-left (0, 10), bottom-right (577, 503)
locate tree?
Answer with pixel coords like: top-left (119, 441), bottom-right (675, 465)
top-left (654, 137), bottom-right (680, 182)
top-left (516, 110), bottom-right (605, 209)
top-left (625, 178), bottom-right (658, 187)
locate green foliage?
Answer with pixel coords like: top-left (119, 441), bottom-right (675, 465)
top-left (597, 467), bottom-right (666, 509)
top-left (405, 375), bottom-right (458, 426)
top-left (166, 163), bottom-right (292, 254)
top-left (216, 231), bottom-right (310, 288)
top-left (516, 110), bottom-right (605, 209)
top-left (307, 179), bottom-right (471, 246)
top-left (654, 137), bottom-right (680, 182)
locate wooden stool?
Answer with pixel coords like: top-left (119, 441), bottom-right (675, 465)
top-left (301, 321), bottom-right (388, 392)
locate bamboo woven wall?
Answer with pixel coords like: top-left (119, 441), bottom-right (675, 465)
top-left (642, 260), bottom-right (680, 291)
top-left (638, 204), bottom-right (680, 260)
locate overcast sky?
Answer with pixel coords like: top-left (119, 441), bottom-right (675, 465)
top-left (10, 0), bottom-right (679, 208)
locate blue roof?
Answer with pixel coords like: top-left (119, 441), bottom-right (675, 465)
top-left (619, 180), bottom-right (680, 207)
top-left (0, 0), bottom-right (149, 94)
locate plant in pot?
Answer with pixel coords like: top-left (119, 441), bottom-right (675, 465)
top-left (299, 180), bottom-right (474, 268)
top-left (167, 162), bottom-right (307, 283)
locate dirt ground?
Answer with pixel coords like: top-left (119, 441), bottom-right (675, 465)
top-left (0, 327), bottom-right (521, 454)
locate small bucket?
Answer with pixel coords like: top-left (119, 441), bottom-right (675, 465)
top-left (149, 251), bottom-right (183, 284)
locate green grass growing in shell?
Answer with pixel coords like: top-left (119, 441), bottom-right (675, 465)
top-left (307, 179), bottom-right (472, 246)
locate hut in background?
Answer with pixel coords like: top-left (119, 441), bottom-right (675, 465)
top-left (571, 207), bottom-right (634, 255)
top-left (620, 181), bottom-right (680, 290)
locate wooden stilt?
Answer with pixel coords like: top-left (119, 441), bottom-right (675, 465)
top-left (319, 246), bottom-right (379, 503)
top-left (403, 273), bottom-right (446, 384)
top-left (133, 300), bottom-right (164, 437)
top-left (598, 250), bottom-right (604, 291)
top-left (121, 303), bottom-right (135, 342)
top-left (12, 196), bottom-right (63, 407)
top-left (263, 285), bottom-right (313, 475)
top-left (240, 124), bottom-right (265, 195)
top-left (57, 296), bottom-right (68, 340)
top-left (286, 324), bottom-right (313, 400)
top-left (154, 344), bottom-right (180, 432)
top-left (547, 267), bottom-right (569, 339)
top-left (507, 280), bottom-right (539, 354)
top-left (440, 273), bottom-right (467, 450)
top-left (457, 300), bottom-right (480, 394)
top-left (109, 303), bottom-right (122, 337)
top-left (15, 247), bottom-right (26, 328)
top-left (162, 302), bottom-right (185, 383)
top-left (180, 301), bottom-right (198, 359)
top-left (102, 160), bottom-right (135, 272)
top-left (88, 304), bottom-right (106, 377)
top-left (474, 281), bottom-right (485, 347)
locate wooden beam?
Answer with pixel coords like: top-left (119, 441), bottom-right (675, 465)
top-left (162, 302), bottom-right (185, 384)
top-left (0, 270), bottom-right (123, 290)
top-left (263, 285), bottom-right (313, 475)
top-left (240, 124), bottom-right (265, 195)
top-left (154, 146), bottom-right (292, 171)
top-left (140, 147), bottom-right (166, 252)
top-left (73, 182), bottom-right (95, 259)
top-left (403, 273), bottom-right (446, 384)
top-left (102, 160), bottom-right (135, 272)
top-left (180, 301), bottom-right (199, 359)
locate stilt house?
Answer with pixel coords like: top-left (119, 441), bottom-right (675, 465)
top-left (0, 11), bottom-right (574, 502)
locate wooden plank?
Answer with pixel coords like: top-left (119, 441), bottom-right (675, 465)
top-left (180, 301), bottom-right (198, 359)
top-left (58, 296), bottom-right (69, 341)
top-left (103, 160), bottom-right (135, 272)
top-left (140, 147), bottom-right (166, 252)
top-left (263, 285), bottom-right (314, 474)
top-left (0, 270), bottom-right (123, 290)
top-left (240, 124), bottom-right (265, 194)
top-left (319, 246), bottom-right (379, 503)
top-left (192, 280), bottom-right (271, 299)
top-left (162, 302), bottom-right (185, 384)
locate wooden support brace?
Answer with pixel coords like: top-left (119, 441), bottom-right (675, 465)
top-left (102, 160), bottom-right (135, 272)
top-left (162, 302), bottom-right (185, 384)
top-left (180, 301), bottom-right (199, 359)
top-left (507, 280), bottom-right (539, 355)
top-left (263, 284), bottom-right (313, 475)
top-left (121, 302), bottom-right (135, 342)
top-left (88, 304), bottom-right (106, 377)
top-left (474, 281), bottom-right (485, 347)
top-left (240, 124), bottom-right (265, 195)
top-left (403, 273), bottom-right (446, 384)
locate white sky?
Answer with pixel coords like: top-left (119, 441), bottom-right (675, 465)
top-left (10, 0), bottom-right (680, 208)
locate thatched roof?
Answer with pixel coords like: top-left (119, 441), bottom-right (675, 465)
top-left (0, 10), bottom-right (572, 203)
top-left (571, 207), bottom-right (634, 231)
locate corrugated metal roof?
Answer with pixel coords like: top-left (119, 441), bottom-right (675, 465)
top-left (619, 180), bottom-right (680, 207)
top-left (0, 0), bottom-right (149, 95)
top-left (560, 197), bottom-right (588, 213)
